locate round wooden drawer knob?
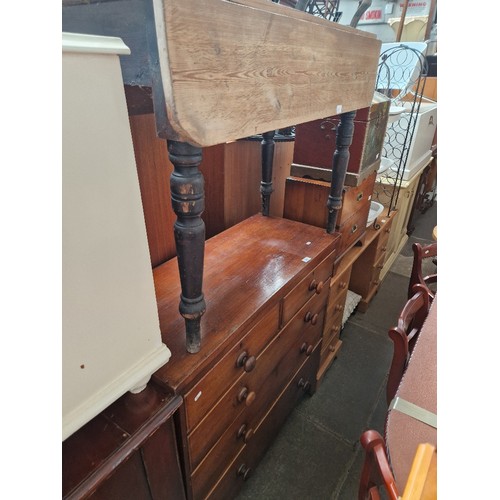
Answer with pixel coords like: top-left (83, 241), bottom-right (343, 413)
top-left (237, 387), bottom-right (256, 406)
top-left (237, 424), bottom-right (254, 443)
top-left (237, 463), bottom-right (252, 481)
top-left (236, 351), bottom-right (256, 372)
top-left (339, 281), bottom-right (347, 289)
top-left (300, 342), bottom-right (314, 356)
top-left (332, 325), bottom-right (340, 333)
top-left (373, 280), bottom-right (380, 286)
top-left (309, 279), bottom-right (324, 294)
top-left (335, 304), bottom-right (343, 312)
top-left (385, 228), bottom-right (391, 233)
top-left (381, 247), bottom-right (387, 252)
top-left (377, 264), bottom-right (383, 270)
top-left (304, 312), bottom-right (318, 324)
top-left (297, 378), bottom-right (311, 392)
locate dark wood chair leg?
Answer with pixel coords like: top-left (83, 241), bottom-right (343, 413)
top-left (327, 110), bottom-right (356, 233)
top-left (167, 140), bottom-right (206, 353)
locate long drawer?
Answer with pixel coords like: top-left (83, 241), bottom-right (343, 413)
top-left (374, 220), bottom-right (392, 261)
top-left (205, 346), bottom-right (320, 500)
top-left (187, 287), bottom-right (327, 475)
top-left (184, 304), bottom-right (280, 433)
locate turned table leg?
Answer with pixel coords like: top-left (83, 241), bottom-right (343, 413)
top-left (260, 130), bottom-right (275, 216)
top-left (327, 111), bottom-right (356, 233)
top-left (167, 140), bottom-right (206, 353)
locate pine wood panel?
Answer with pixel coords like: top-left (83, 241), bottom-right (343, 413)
top-left (153, 0), bottom-right (380, 146)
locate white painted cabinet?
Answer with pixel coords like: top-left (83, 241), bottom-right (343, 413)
top-left (62, 33), bottom-right (170, 440)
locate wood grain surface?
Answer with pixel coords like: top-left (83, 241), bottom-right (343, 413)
top-left (152, 214), bottom-right (339, 393)
top-left (153, 0), bottom-right (381, 146)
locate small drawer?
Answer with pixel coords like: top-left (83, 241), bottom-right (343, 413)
top-left (281, 250), bottom-right (335, 326)
top-left (340, 171), bottom-right (375, 224)
top-left (337, 204), bottom-right (370, 256)
top-left (374, 242), bottom-right (388, 265)
top-left (372, 253), bottom-right (386, 280)
top-left (374, 227), bottom-right (390, 256)
top-left (184, 303), bottom-right (280, 433)
top-left (324, 280), bottom-right (349, 329)
top-left (370, 253), bottom-right (385, 286)
top-left (330, 264), bottom-right (352, 294)
top-left (321, 323), bottom-right (342, 357)
top-left (322, 304), bottom-right (343, 348)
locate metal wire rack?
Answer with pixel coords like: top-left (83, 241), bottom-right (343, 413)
top-left (372, 43), bottom-right (428, 216)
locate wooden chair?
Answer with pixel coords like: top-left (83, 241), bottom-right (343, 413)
top-left (386, 290), bottom-right (430, 404)
top-left (358, 430), bottom-right (399, 500)
top-left (408, 242), bottom-right (437, 301)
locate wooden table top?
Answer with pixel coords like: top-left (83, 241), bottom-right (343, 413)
top-left (385, 295), bottom-right (437, 488)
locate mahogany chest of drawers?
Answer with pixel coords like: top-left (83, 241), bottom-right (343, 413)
top-left (152, 214), bottom-right (340, 499)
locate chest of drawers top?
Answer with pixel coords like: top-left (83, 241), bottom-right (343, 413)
top-left (152, 214), bottom-right (340, 394)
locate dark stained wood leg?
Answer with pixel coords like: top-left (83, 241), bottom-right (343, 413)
top-left (327, 111), bottom-right (356, 233)
top-left (260, 130), bottom-right (276, 216)
top-left (167, 140), bottom-right (206, 353)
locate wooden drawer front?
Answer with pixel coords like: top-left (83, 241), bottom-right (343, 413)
top-left (374, 240), bottom-right (388, 265)
top-left (191, 324), bottom-right (321, 499)
top-left (337, 204), bottom-right (370, 256)
top-left (341, 171), bottom-right (375, 221)
top-left (324, 262), bottom-right (351, 329)
top-left (184, 304), bottom-right (279, 433)
top-left (371, 253), bottom-right (385, 282)
top-left (374, 220), bottom-right (392, 257)
top-left (353, 255), bottom-right (384, 298)
top-left (370, 253), bottom-right (385, 285)
top-left (323, 284), bottom-right (348, 338)
top-left (322, 306), bottom-right (343, 352)
top-left (325, 266), bottom-right (351, 329)
top-left (321, 323), bottom-right (341, 361)
top-left (206, 348), bottom-right (319, 500)
top-left (188, 290), bottom-right (326, 472)
top-left (281, 251), bottom-right (335, 326)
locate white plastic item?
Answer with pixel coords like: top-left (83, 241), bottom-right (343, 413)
top-left (62, 33), bottom-right (170, 440)
top-left (378, 156), bottom-right (394, 174)
top-left (385, 101), bottom-right (437, 181)
top-left (366, 201), bottom-right (384, 227)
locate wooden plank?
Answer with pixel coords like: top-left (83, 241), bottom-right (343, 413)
top-left (401, 444), bottom-right (437, 499)
top-left (153, 0), bottom-right (381, 146)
